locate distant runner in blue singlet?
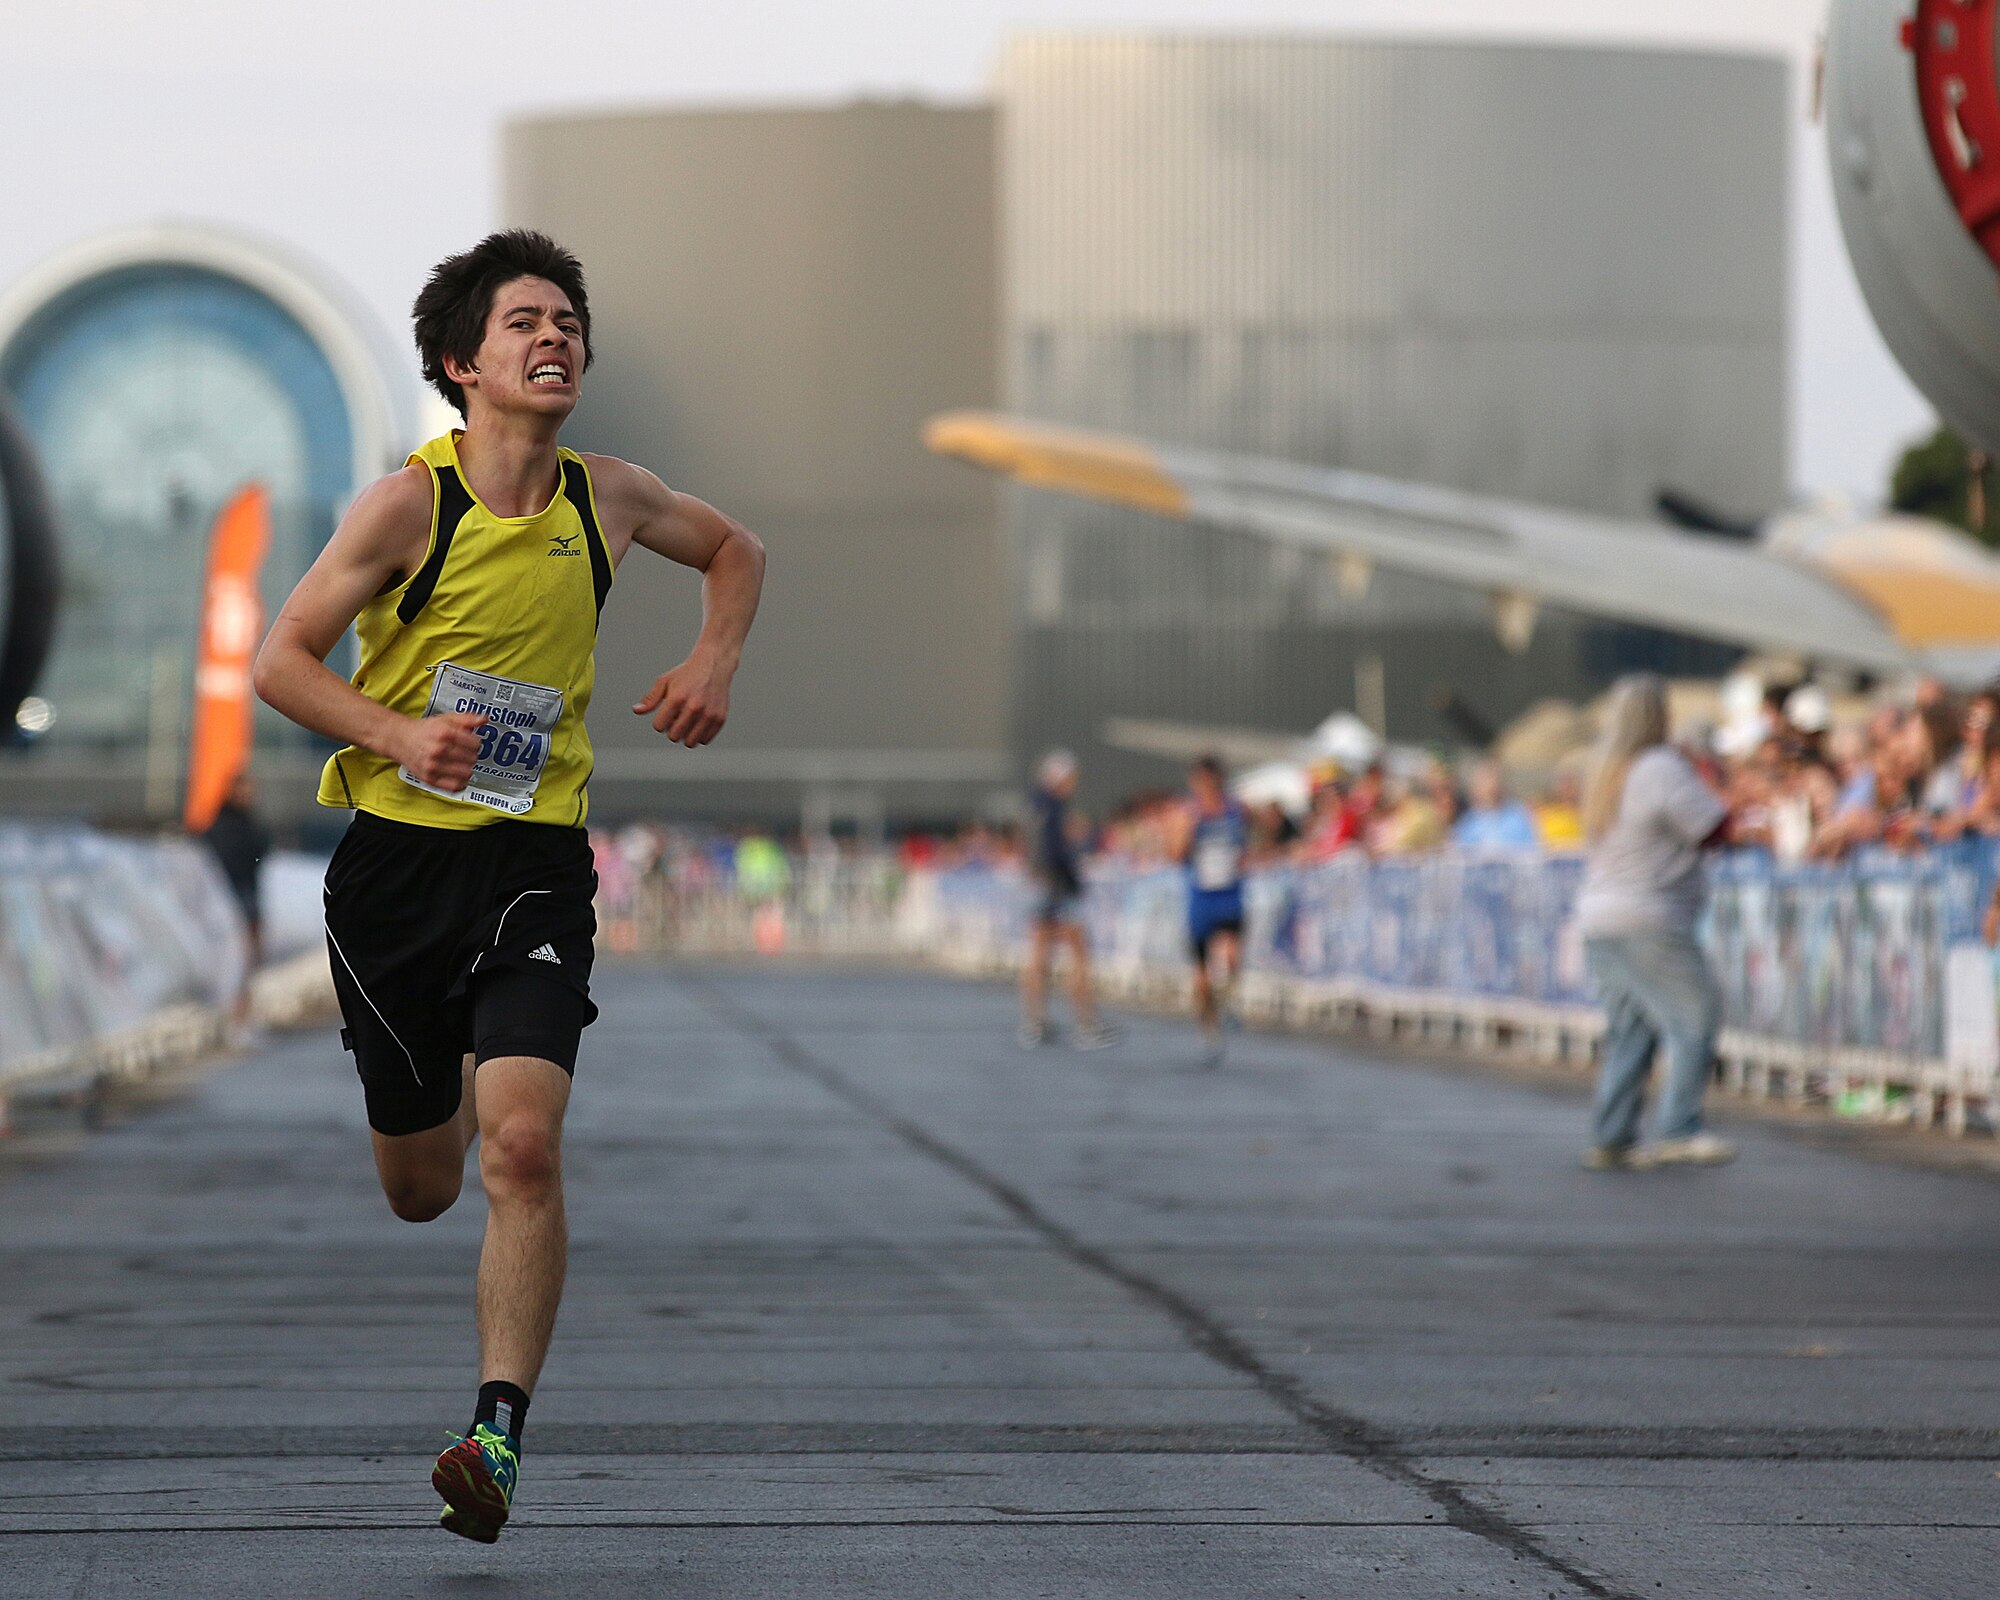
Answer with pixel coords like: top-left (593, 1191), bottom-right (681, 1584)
top-left (1171, 754), bottom-right (1248, 1068)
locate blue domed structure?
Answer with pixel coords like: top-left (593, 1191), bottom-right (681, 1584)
top-left (0, 225), bottom-right (410, 817)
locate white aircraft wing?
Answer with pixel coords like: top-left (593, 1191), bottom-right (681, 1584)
top-left (924, 412), bottom-right (2000, 679)
top-left (1099, 716), bottom-right (1306, 767)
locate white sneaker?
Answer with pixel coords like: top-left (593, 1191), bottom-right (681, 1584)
top-left (1581, 1145), bottom-right (1654, 1171)
top-left (1072, 1023), bottom-right (1121, 1051)
top-left (1649, 1133), bottom-right (1737, 1167)
top-left (1017, 1021), bottom-right (1057, 1049)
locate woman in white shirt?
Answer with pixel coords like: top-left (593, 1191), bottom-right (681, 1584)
top-left (1575, 675), bottom-right (1735, 1169)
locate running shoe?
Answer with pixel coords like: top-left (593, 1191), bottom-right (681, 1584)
top-left (1018, 1020), bottom-right (1058, 1048)
top-left (1648, 1133), bottom-right (1737, 1167)
top-left (433, 1424), bottom-right (519, 1543)
top-left (1072, 1022), bottom-right (1121, 1051)
top-left (1581, 1144), bottom-right (1654, 1171)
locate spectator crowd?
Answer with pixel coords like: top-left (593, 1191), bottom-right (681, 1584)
top-left (585, 674), bottom-right (2000, 909)
top-left (932, 674), bottom-right (2000, 875)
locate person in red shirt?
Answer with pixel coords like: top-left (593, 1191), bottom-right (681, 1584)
top-left (1299, 772), bottom-right (1357, 863)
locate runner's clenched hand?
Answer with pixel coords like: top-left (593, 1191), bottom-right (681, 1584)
top-left (399, 711), bottom-right (487, 792)
top-left (634, 656), bottom-right (731, 747)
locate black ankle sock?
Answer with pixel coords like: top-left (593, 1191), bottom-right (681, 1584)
top-left (473, 1381), bottom-right (530, 1444)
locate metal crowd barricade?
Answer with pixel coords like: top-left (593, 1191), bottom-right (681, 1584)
top-left (883, 845), bottom-right (2000, 1136)
top-left (599, 834), bottom-right (2000, 1134)
top-left (595, 840), bottom-right (910, 960)
top-left (0, 823), bottom-right (249, 1105)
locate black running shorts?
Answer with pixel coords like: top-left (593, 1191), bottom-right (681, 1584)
top-left (1031, 885), bottom-right (1083, 927)
top-left (323, 811), bottom-right (599, 1137)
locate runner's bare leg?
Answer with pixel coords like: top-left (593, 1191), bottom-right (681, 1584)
top-left (1021, 923), bottom-right (1054, 1031)
top-left (1212, 930), bottom-right (1243, 1025)
top-left (1192, 952), bottom-right (1219, 1035)
top-left (473, 1056), bottom-right (571, 1392)
top-left (1059, 924), bottom-right (1102, 1030)
top-left (369, 1057), bottom-right (479, 1222)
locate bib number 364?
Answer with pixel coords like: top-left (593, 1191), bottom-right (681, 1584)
top-left (477, 723), bottom-right (546, 771)
top-left (400, 661), bottom-right (565, 816)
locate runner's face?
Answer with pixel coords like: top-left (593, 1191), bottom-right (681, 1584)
top-left (466, 275), bottom-right (585, 420)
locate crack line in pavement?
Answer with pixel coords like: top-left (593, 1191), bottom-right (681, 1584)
top-left (3, 1425), bottom-right (1999, 1461)
top-left (0, 1517), bottom-right (1514, 1535)
top-left (690, 980), bottom-right (1638, 1600)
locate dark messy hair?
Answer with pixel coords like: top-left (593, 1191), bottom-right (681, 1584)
top-left (1192, 753), bottom-right (1226, 782)
top-left (412, 230), bottom-right (593, 418)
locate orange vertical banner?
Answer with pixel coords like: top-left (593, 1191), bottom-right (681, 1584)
top-left (184, 483), bottom-right (271, 833)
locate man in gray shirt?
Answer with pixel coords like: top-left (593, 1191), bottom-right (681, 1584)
top-left (1577, 677), bottom-right (1734, 1169)
top-left (1575, 746), bottom-right (1726, 940)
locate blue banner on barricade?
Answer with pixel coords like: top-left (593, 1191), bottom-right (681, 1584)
top-left (1703, 847), bottom-right (1976, 1059)
top-left (0, 824), bottom-right (247, 1075)
top-left (915, 844), bottom-right (2000, 1066)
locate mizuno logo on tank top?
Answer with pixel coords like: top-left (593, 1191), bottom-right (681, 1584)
top-left (316, 432), bottom-right (615, 830)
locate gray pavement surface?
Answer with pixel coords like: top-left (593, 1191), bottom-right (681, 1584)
top-left (2, 960), bottom-right (1998, 1597)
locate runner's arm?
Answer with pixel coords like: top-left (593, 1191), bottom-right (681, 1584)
top-left (251, 468), bottom-right (488, 792)
top-left (589, 456), bottom-right (766, 748)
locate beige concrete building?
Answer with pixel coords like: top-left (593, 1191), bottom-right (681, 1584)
top-left (504, 104), bottom-right (1007, 830)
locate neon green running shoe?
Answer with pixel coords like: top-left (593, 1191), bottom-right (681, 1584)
top-left (433, 1424), bottom-right (519, 1543)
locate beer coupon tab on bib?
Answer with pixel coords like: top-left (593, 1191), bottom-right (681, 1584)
top-left (400, 662), bottom-right (565, 815)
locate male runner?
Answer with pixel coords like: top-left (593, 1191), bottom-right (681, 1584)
top-left (1018, 749), bottom-right (1117, 1050)
top-left (253, 231), bottom-right (765, 1541)
top-left (1167, 755), bottom-right (1249, 1067)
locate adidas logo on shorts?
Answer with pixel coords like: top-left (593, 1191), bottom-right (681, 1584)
top-left (527, 943), bottom-right (561, 964)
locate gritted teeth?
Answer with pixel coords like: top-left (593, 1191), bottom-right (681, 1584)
top-left (529, 363), bottom-right (569, 385)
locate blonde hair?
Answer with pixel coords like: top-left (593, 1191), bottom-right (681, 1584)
top-left (1583, 674), bottom-right (1670, 842)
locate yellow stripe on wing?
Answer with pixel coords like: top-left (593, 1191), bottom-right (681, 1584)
top-left (1822, 566), bottom-right (2000, 648)
top-left (922, 412), bottom-right (1190, 518)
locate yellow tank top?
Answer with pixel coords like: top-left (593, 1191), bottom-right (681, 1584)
top-left (317, 432), bottom-right (614, 830)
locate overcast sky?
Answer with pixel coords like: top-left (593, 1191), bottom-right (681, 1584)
top-left (1, 0), bottom-right (1930, 503)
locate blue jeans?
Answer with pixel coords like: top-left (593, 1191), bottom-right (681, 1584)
top-left (1584, 930), bottom-right (1721, 1149)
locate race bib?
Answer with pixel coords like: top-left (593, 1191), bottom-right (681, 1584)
top-left (399, 662), bottom-right (564, 815)
top-left (1194, 835), bottom-right (1242, 892)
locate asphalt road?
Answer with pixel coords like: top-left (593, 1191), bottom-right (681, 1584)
top-left (2, 960), bottom-right (1998, 1598)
